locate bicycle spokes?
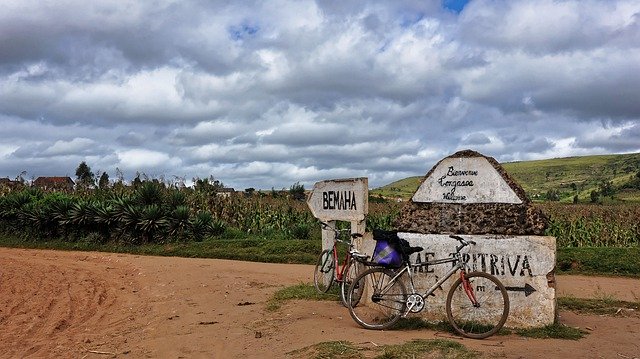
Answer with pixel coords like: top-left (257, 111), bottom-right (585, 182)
top-left (446, 272), bottom-right (509, 339)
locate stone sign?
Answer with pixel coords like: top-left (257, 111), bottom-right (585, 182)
top-left (403, 234), bottom-right (555, 328)
top-left (384, 149), bottom-right (556, 328)
top-left (307, 177), bottom-right (368, 222)
top-left (412, 157), bottom-right (522, 204)
top-left (307, 177), bottom-right (368, 251)
top-left (395, 150), bottom-right (547, 235)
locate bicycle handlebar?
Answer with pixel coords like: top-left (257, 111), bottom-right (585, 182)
top-left (450, 234), bottom-right (476, 252)
top-left (320, 221), bottom-right (363, 241)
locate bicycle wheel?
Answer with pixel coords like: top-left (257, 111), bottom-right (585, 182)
top-left (446, 271), bottom-right (509, 339)
top-left (313, 249), bottom-right (335, 293)
top-left (347, 267), bottom-right (406, 330)
top-left (339, 259), bottom-right (364, 307)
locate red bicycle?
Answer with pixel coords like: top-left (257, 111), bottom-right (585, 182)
top-left (313, 222), bottom-right (368, 306)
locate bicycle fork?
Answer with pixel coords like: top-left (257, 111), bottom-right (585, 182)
top-left (460, 271), bottom-right (480, 307)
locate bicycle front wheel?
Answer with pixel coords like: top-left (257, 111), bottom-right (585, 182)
top-left (446, 271), bottom-right (509, 339)
top-left (339, 259), bottom-right (364, 307)
top-left (313, 249), bottom-right (335, 293)
top-left (347, 267), bottom-right (406, 330)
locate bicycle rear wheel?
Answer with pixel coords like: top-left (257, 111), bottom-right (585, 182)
top-left (313, 249), bottom-right (335, 293)
top-left (347, 267), bottom-right (406, 330)
top-left (446, 271), bottom-right (509, 339)
top-left (339, 259), bottom-right (364, 307)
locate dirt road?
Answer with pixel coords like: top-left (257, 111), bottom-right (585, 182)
top-left (0, 247), bottom-right (638, 358)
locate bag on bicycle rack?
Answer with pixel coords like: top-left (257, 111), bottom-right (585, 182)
top-left (372, 229), bottom-right (406, 268)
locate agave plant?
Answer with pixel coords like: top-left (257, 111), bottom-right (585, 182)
top-left (166, 190), bottom-right (187, 211)
top-left (137, 204), bottom-right (168, 243)
top-left (134, 181), bottom-right (165, 207)
top-left (190, 211), bottom-right (213, 241)
top-left (167, 205), bottom-right (191, 239)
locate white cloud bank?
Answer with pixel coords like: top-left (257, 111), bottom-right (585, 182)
top-left (0, 0), bottom-right (639, 189)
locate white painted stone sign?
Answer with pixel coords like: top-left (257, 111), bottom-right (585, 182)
top-left (307, 177), bottom-right (368, 222)
top-left (356, 234), bottom-right (556, 328)
top-left (412, 157), bottom-right (523, 204)
top-left (402, 233), bottom-right (555, 328)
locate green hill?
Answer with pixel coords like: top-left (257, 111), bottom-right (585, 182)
top-left (371, 153), bottom-right (640, 203)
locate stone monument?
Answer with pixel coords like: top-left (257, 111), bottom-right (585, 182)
top-left (367, 150), bottom-right (556, 328)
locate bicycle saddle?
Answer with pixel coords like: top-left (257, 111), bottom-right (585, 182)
top-left (404, 246), bottom-right (424, 255)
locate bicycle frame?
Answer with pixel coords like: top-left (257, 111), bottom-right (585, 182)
top-left (330, 240), bottom-right (352, 282)
top-left (373, 250), bottom-right (478, 313)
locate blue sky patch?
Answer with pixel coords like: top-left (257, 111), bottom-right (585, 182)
top-left (443, 0), bottom-right (470, 13)
top-left (229, 23), bottom-right (259, 41)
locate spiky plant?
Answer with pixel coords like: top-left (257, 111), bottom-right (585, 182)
top-left (138, 204), bottom-right (168, 243)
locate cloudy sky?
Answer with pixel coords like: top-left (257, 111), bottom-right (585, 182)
top-left (1, 0), bottom-right (639, 190)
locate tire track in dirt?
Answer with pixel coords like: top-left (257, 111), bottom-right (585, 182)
top-left (0, 249), bottom-right (149, 358)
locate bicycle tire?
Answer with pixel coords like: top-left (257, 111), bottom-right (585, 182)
top-left (446, 271), bottom-right (509, 339)
top-left (347, 267), bottom-right (406, 330)
top-left (339, 259), bottom-right (364, 307)
top-left (313, 249), bottom-right (335, 293)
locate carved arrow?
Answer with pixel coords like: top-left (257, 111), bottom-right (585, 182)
top-left (503, 283), bottom-right (537, 297)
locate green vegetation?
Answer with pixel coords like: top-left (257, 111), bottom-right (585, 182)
top-left (503, 153), bottom-right (640, 203)
top-left (267, 283), bottom-right (339, 311)
top-left (287, 339), bottom-right (478, 359)
top-left (1, 235), bottom-right (639, 277)
top-left (557, 247), bottom-right (640, 277)
top-left (558, 297), bottom-right (640, 315)
top-left (0, 153), bottom-right (638, 278)
top-left (370, 176), bottom-right (423, 200)
top-left (373, 339), bottom-right (478, 359)
top-left (287, 341), bottom-right (363, 359)
top-left (543, 203), bottom-right (639, 248)
top-left (513, 324), bottom-right (587, 340)
top-left (371, 153), bottom-right (640, 203)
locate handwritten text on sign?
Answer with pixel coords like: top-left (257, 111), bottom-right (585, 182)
top-left (413, 157), bottom-right (522, 204)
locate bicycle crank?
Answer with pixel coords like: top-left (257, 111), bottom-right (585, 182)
top-left (406, 294), bottom-right (425, 313)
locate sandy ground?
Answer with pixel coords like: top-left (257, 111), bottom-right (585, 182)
top-left (0, 247), bottom-right (639, 359)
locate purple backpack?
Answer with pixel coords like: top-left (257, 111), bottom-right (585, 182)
top-left (372, 229), bottom-right (404, 267)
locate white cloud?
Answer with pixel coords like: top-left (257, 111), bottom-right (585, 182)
top-left (42, 138), bottom-right (96, 156)
top-left (0, 0), bottom-right (638, 189)
top-left (116, 149), bottom-right (181, 171)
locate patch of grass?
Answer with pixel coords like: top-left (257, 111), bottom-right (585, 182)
top-left (557, 247), bottom-right (640, 277)
top-left (266, 283), bottom-right (339, 311)
top-left (287, 341), bottom-right (363, 359)
top-left (558, 296), bottom-right (640, 315)
top-left (375, 339), bottom-right (478, 359)
top-left (393, 317), bottom-right (452, 332)
top-left (514, 323), bottom-right (587, 340)
top-left (0, 234), bottom-right (322, 264)
top-left (287, 339), bottom-right (478, 359)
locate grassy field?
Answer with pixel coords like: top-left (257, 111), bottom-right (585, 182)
top-left (371, 152), bottom-right (640, 202)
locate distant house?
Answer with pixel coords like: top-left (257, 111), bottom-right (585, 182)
top-left (33, 177), bottom-right (75, 191)
top-left (216, 187), bottom-right (236, 198)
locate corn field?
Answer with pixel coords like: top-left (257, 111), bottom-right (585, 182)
top-left (0, 183), bottom-right (637, 247)
top-left (540, 203), bottom-right (640, 247)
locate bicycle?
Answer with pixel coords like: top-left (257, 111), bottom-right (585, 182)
top-left (346, 234), bottom-right (509, 339)
top-left (313, 222), bottom-right (369, 306)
